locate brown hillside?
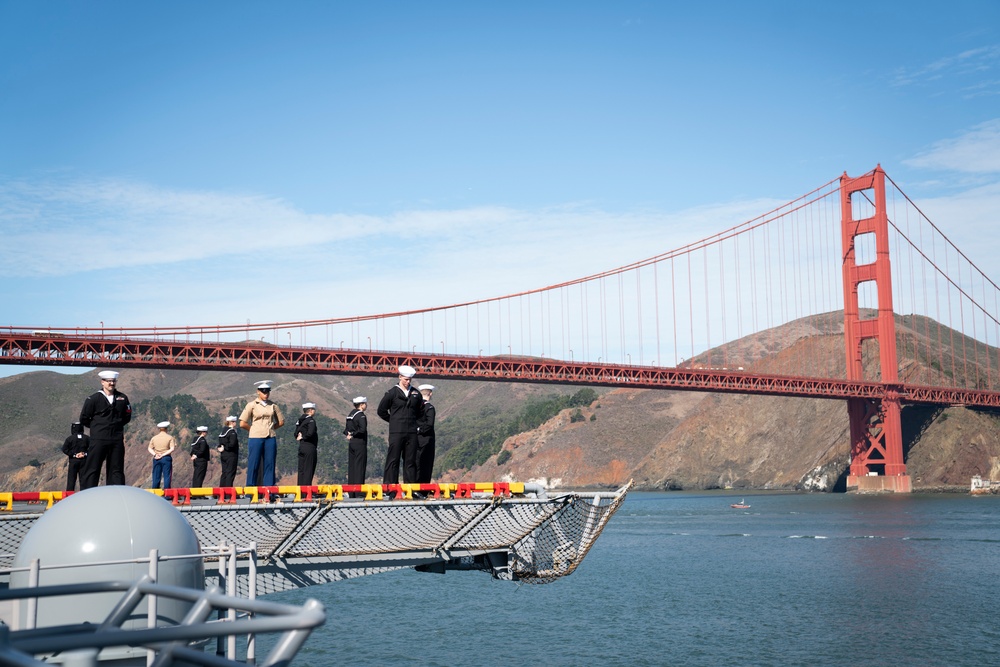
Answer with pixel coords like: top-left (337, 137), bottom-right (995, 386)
top-left (3, 312), bottom-right (999, 493)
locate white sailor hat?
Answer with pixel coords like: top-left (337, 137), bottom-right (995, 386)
top-left (196, 426), bottom-right (208, 432)
top-left (156, 421), bottom-right (170, 429)
top-left (417, 384), bottom-right (435, 392)
top-left (254, 380), bottom-right (272, 390)
top-left (226, 415), bottom-right (238, 422)
top-left (352, 396), bottom-right (367, 404)
top-left (302, 402), bottom-right (316, 410)
top-left (398, 365), bottom-right (416, 378)
top-left (98, 370), bottom-right (120, 380)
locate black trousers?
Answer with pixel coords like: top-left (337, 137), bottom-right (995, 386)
top-left (219, 452), bottom-right (238, 487)
top-left (66, 457), bottom-right (86, 491)
top-left (382, 432), bottom-right (419, 484)
top-left (416, 434), bottom-right (435, 483)
top-left (81, 438), bottom-right (125, 488)
top-left (348, 438), bottom-right (367, 485)
top-left (192, 459), bottom-right (208, 487)
top-left (297, 442), bottom-right (317, 486)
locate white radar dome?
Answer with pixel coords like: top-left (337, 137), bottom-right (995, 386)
top-left (10, 486), bottom-right (204, 632)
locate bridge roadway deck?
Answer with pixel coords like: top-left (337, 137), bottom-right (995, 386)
top-left (3, 332), bottom-right (1000, 407)
top-left (0, 482), bottom-right (630, 595)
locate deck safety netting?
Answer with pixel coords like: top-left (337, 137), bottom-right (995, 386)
top-left (0, 484), bottom-right (629, 593)
top-left (509, 484), bottom-right (631, 584)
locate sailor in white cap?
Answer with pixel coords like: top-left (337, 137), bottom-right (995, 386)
top-left (294, 402), bottom-right (319, 486)
top-left (416, 385), bottom-right (436, 484)
top-left (79, 369), bottom-right (132, 489)
top-left (190, 426), bottom-right (211, 488)
top-left (239, 380), bottom-right (285, 486)
top-left (377, 365), bottom-right (425, 489)
top-left (148, 420), bottom-right (177, 490)
top-left (217, 416), bottom-right (240, 487)
top-left (344, 396), bottom-right (369, 495)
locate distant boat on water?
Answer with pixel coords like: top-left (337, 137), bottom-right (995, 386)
top-left (730, 499), bottom-right (751, 509)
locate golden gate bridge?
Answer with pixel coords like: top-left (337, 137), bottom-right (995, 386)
top-left (4, 166), bottom-right (1000, 493)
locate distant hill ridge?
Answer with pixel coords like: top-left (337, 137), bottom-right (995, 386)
top-left (2, 313), bottom-right (999, 492)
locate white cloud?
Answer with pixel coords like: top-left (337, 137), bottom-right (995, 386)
top-left (892, 45), bottom-right (1000, 92)
top-left (904, 119), bottom-right (1000, 174)
top-left (0, 175), bottom-right (779, 335)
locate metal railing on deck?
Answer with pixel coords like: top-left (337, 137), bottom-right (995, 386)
top-left (0, 543), bottom-right (322, 667)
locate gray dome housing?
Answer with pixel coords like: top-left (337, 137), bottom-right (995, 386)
top-left (11, 486), bottom-right (204, 631)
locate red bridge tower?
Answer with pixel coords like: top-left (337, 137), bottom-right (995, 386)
top-left (840, 166), bottom-right (911, 492)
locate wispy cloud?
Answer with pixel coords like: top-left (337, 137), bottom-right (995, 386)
top-left (0, 175), bottom-right (779, 329)
top-left (904, 119), bottom-right (1000, 174)
top-left (892, 45), bottom-right (1000, 95)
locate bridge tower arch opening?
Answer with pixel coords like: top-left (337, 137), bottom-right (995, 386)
top-left (840, 166), bottom-right (911, 493)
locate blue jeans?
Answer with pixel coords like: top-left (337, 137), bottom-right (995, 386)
top-left (151, 455), bottom-right (172, 489)
top-left (246, 437), bottom-right (277, 486)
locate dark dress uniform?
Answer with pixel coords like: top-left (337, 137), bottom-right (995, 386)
top-left (294, 412), bottom-right (318, 486)
top-left (377, 384), bottom-right (424, 484)
top-left (344, 408), bottom-right (368, 487)
top-left (416, 401), bottom-right (436, 483)
top-left (217, 425), bottom-right (240, 487)
top-left (79, 388), bottom-right (132, 488)
top-left (61, 422), bottom-right (90, 491)
top-left (191, 434), bottom-right (210, 487)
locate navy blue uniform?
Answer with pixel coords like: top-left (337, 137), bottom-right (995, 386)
top-left (377, 385), bottom-right (424, 484)
top-left (79, 389), bottom-right (131, 488)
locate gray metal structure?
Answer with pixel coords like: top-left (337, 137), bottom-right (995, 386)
top-left (0, 484), bottom-right (630, 595)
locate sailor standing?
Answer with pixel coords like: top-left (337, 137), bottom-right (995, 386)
top-left (344, 396), bottom-right (368, 494)
top-left (217, 416), bottom-right (240, 487)
top-left (295, 402), bottom-right (319, 486)
top-left (377, 365), bottom-right (424, 485)
top-left (79, 370), bottom-right (132, 488)
top-left (415, 384), bottom-right (436, 484)
top-left (190, 426), bottom-right (210, 487)
top-left (61, 422), bottom-right (90, 491)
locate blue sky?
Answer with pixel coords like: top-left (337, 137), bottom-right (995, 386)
top-left (2, 1), bottom-right (999, 376)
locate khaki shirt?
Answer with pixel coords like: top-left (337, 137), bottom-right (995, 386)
top-left (149, 432), bottom-right (176, 456)
top-left (240, 400), bottom-right (284, 438)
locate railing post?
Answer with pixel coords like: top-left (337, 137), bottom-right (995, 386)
top-left (147, 548), bottom-right (159, 667)
top-left (25, 558), bottom-right (40, 630)
top-left (247, 542), bottom-right (258, 665)
top-left (227, 542), bottom-right (238, 659)
top-left (216, 542), bottom-right (226, 658)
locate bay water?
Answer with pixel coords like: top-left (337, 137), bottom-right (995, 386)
top-left (266, 492), bottom-right (1000, 666)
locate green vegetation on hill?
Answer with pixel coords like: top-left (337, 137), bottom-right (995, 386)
top-left (436, 388), bottom-right (597, 473)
